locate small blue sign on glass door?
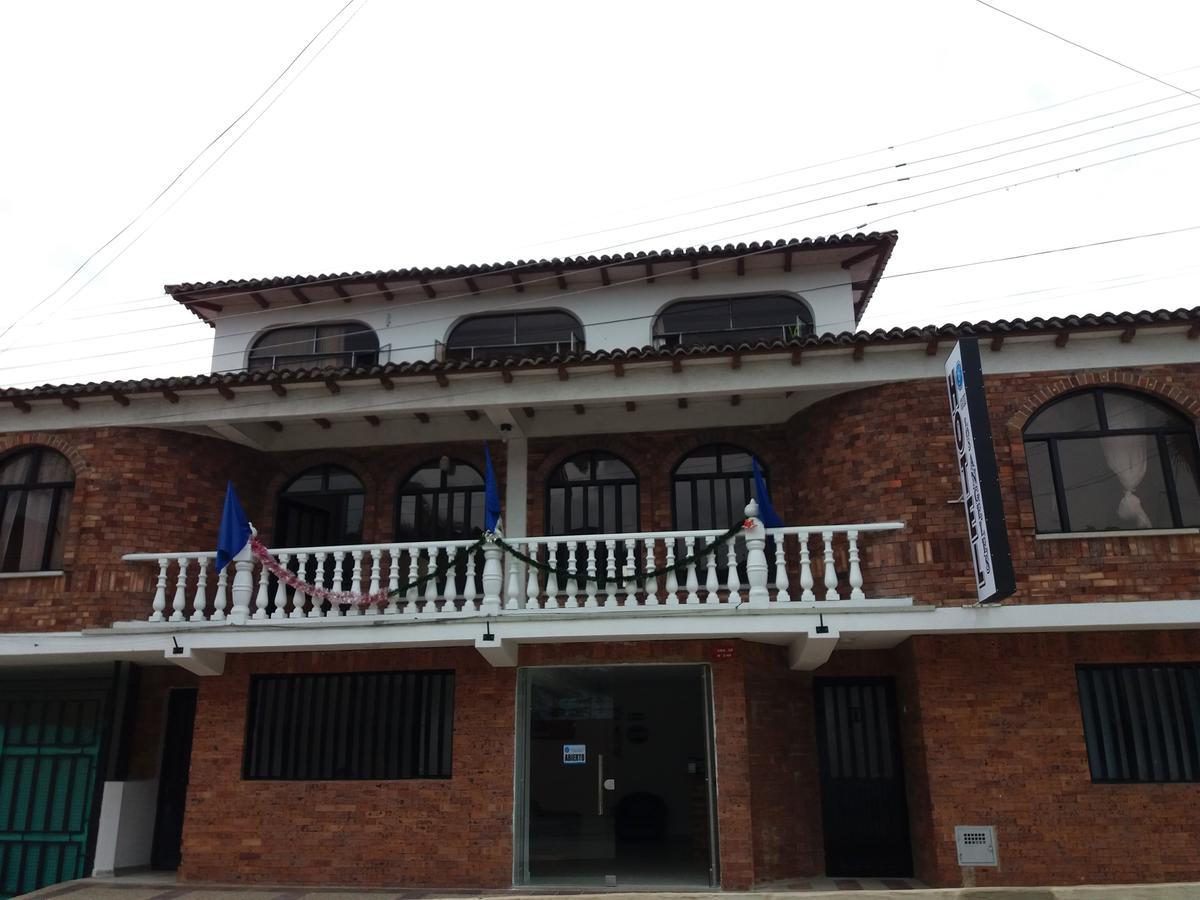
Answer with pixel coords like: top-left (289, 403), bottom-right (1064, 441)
top-left (563, 743), bottom-right (586, 764)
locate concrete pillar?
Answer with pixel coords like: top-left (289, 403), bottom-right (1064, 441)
top-left (504, 437), bottom-right (528, 538)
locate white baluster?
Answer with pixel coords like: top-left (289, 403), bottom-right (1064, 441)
top-left (424, 547), bottom-right (441, 611)
top-left (526, 543), bottom-right (540, 609)
top-left (462, 546), bottom-right (477, 612)
top-left (291, 553), bottom-right (310, 618)
top-left (684, 537), bottom-right (699, 604)
top-left (642, 537), bottom-right (657, 605)
top-left (799, 533), bottom-right (815, 602)
top-left (622, 538), bottom-right (637, 607)
top-left (744, 500), bottom-right (769, 608)
top-left (583, 541), bottom-right (598, 607)
top-left (385, 547), bottom-right (401, 615)
top-left (444, 547), bottom-right (460, 611)
top-left (725, 539), bottom-right (740, 604)
top-left (774, 534), bottom-right (791, 603)
top-left (481, 540), bottom-right (503, 614)
top-left (505, 550), bottom-right (522, 610)
top-left (252, 560), bottom-right (271, 620)
top-left (365, 549), bottom-right (382, 616)
top-left (342, 551), bottom-right (361, 616)
top-left (604, 540), bottom-right (618, 608)
top-left (704, 544), bottom-right (719, 603)
top-left (565, 541), bottom-right (580, 608)
top-left (150, 558), bottom-right (168, 622)
top-left (329, 551), bottom-right (347, 616)
top-left (545, 541), bottom-right (560, 609)
top-left (405, 548), bottom-right (420, 612)
top-left (848, 530), bottom-right (865, 601)
top-left (308, 553), bottom-right (328, 618)
top-left (211, 565), bottom-right (228, 621)
top-left (230, 555), bottom-right (254, 625)
top-left (822, 530), bottom-right (840, 601)
top-left (170, 558), bottom-right (188, 622)
top-left (190, 559), bottom-right (209, 622)
top-left (664, 541), bottom-right (679, 606)
top-left (271, 554), bottom-right (291, 619)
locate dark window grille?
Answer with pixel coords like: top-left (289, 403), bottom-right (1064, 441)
top-left (248, 322), bottom-right (380, 372)
top-left (243, 670), bottom-right (454, 780)
top-left (275, 464), bottom-right (366, 548)
top-left (654, 294), bottom-right (812, 348)
top-left (445, 311), bottom-right (584, 362)
top-left (0, 447), bottom-right (75, 573)
top-left (545, 451), bottom-right (639, 579)
top-left (1023, 388), bottom-right (1200, 534)
top-left (396, 459), bottom-right (486, 594)
top-left (1076, 663), bottom-right (1200, 783)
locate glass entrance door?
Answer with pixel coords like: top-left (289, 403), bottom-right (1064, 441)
top-left (519, 665), bottom-right (715, 887)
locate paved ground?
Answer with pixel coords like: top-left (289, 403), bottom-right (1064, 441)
top-left (19, 876), bottom-right (1200, 900)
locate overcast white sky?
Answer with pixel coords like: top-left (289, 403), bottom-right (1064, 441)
top-left (2, 0), bottom-right (1199, 388)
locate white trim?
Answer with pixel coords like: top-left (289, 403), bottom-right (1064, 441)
top-left (0, 570), bottom-right (64, 580)
top-left (1036, 528), bottom-right (1199, 540)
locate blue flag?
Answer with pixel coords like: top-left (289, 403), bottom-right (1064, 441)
top-left (752, 457), bottom-right (783, 528)
top-left (216, 481), bottom-right (252, 572)
top-left (483, 443), bottom-right (502, 532)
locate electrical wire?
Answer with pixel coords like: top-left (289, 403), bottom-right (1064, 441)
top-left (6, 221), bottom-right (1198, 388)
top-left (0, 0), bottom-right (366, 346)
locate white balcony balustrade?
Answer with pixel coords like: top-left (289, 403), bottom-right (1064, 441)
top-left (122, 504), bottom-right (904, 625)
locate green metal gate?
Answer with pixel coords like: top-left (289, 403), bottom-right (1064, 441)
top-left (0, 686), bottom-right (108, 898)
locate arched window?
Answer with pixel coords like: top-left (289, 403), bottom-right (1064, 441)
top-left (1023, 389), bottom-right (1200, 533)
top-left (1, 448), bottom-right (75, 572)
top-left (546, 451), bottom-right (638, 536)
top-left (445, 311), bottom-right (584, 362)
top-left (396, 458), bottom-right (485, 542)
top-left (671, 444), bottom-right (760, 530)
top-left (275, 465), bottom-right (365, 547)
top-left (249, 322), bottom-right (379, 371)
top-left (654, 294), bottom-right (812, 348)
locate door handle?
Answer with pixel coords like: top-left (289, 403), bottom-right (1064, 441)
top-left (603, 778), bottom-right (615, 791)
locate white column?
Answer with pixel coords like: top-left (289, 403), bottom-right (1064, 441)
top-left (504, 437), bottom-right (529, 539)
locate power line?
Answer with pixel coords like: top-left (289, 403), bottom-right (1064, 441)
top-left (6, 221), bottom-right (1199, 387)
top-left (0, 0), bottom-right (365, 347)
top-left (19, 97), bottom-right (1200, 360)
top-left (975, 1), bottom-right (1200, 101)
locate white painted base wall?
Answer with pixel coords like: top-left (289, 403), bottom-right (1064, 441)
top-left (91, 779), bottom-right (159, 876)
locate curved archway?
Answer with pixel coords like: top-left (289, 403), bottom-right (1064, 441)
top-left (1022, 388), bottom-right (1200, 533)
top-left (395, 458), bottom-right (485, 542)
top-left (0, 447), bottom-right (75, 572)
top-left (275, 464), bottom-right (366, 547)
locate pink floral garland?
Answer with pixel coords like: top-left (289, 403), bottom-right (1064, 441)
top-left (250, 537), bottom-right (391, 610)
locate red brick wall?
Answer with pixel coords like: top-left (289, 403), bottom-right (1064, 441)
top-left (906, 630), bottom-right (1200, 887)
top-left (790, 363), bottom-right (1200, 606)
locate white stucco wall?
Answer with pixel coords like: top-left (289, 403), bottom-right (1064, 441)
top-left (208, 264), bottom-right (856, 373)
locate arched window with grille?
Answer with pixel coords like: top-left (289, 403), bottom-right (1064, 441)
top-left (395, 458), bottom-right (485, 542)
top-left (275, 464), bottom-right (366, 547)
top-left (671, 443), bottom-right (761, 530)
top-left (0, 447), bottom-right (75, 572)
top-left (445, 311), bottom-right (584, 362)
top-left (654, 294), bottom-right (812, 348)
top-left (546, 451), bottom-right (638, 536)
top-left (249, 322), bottom-right (379, 371)
top-left (1023, 389), bottom-right (1200, 533)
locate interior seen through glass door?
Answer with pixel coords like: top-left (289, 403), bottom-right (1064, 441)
top-left (523, 665), bottom-right (714, 887)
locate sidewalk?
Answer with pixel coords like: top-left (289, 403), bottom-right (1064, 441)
top-left (19, 874), bottom-right (1200, 900)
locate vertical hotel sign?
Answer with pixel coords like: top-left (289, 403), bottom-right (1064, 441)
top-left (945, 339), bottom-right (1016, 604)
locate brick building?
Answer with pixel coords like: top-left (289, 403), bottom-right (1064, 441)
top-left (0, 232), bottom-right (1198, 895)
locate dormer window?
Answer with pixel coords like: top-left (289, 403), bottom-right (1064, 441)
top-left (445, 311), bottom-right (584, 362)
top-left (248, 323), bottom-right (379, 372)
top-left (654, 294), bottom-right (813, 348)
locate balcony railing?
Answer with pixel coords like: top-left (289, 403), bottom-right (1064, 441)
top-left (122, 505), bottom-right (904, 624)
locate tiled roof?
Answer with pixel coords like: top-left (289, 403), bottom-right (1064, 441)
top-left (3, 307), bottom-right (1196, 402)
top-left (163, 233), bottom-right (896, 295)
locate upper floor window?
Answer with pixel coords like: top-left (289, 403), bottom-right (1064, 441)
top-left (396, 458), bottom-right (485, 542)
top-left (654, 294), bottom-right (812, 348)
top-left (275, 464), bottom-right (365, 547)
top-left (546, 451), bottom-right (639, 536)
top-left (248, 322), bottom-right (379, 372)
top-left (1, 448), bottom-right (75, 572)
top-left (1023, 389), bottom-right (1200, 533)
top-left (671, 444), bottom-right (760, 530)
top-left (445, 311), bottom-right (584, 362)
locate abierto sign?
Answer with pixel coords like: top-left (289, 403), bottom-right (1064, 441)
top-left (945, 339), bottom-right (1016, 604)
